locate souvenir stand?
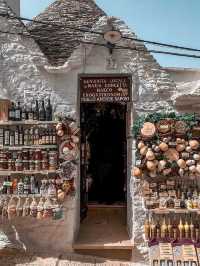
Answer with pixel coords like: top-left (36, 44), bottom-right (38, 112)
top-left (133, 112), bottom-right (200, 266)
top-left (0, 99), bottom-right (78, 248)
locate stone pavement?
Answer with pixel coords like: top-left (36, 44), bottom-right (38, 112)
top-left (0, 251), bottom-right (141, 266)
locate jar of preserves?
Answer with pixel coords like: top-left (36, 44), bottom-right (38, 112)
top-left (22, 151), bottom-right (28, 160)
top-left (0, 159), bottom-right (7, 170)
top-left (35, 160), bottom-right (41, 171)
top-left (42, 160), bottom-right (49, 171)
top-left (49, 151), bottom-right (58, 170)
top-left (15, 159), bottom-right (23, 171)
top-left (35, 149), bottom-right (42, 160)
top-left (23, 160), bottom-right (29, 171)
top-left (42, 151), bottom-right (48, 160)
top-left (8, 159), bottom-right (13, 171)
top-left (29, 160), bottom-right (35, 171)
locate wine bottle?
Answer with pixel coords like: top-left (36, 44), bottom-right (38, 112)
top-left (33, 100), bottom-right (39, 121)
top-left (15, 102), bottom-right (22, 121)
top-left (19, 127), bottom-right (24, 146)
top-left (8, 102), bottom-right (15, 121)
top-left (17, 179), bottom-right (24, 195)
top-left (46, 98), bottom-right (52, 121)
top-left (30, 176), bottom-right (35, 194)
top-left (14, 126), bottom-right (19, 146)
top-left (4, 127), bottom-right (10, 146)
top-left (9, 130), bottom-right (15, 146)
top-left (23, 176), bottom-right (30, 195)
top-left (0, 128), bottom-right (4, 146)
top-left (21, 105), bottom-right (27, 121)
top-left (28, 105), bottom-right (34, 121)
top-left (24, 129), bottom-right (29, 146)
top-left (39, 101), bottom-right (46, 121)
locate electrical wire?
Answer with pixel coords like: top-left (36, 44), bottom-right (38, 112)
top-left (1, 12), bottom-right (200, 53)
top-left (1, 28), bottom-right (200, 59)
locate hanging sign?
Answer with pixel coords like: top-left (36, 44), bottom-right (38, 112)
top-left (79, 75), bottom-right (131, 103)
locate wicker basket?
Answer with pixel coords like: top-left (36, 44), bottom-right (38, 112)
top-left (0, 99), bottom-right (11, 121)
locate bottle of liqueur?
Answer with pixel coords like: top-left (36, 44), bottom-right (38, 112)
top-left (184, 220), bottom-right (190, 240)
top-left (21, 104), bottom-right (27, 121)
top-left (30, 197), bottom-right (37, 218)
top-left (39, 100), bottom-right (46, 121)
top-left (12, 178), bottom-right (18, 195)
top-left (24, 128), bottom-right (29, 146)
top-left (37, 197), bottom-right (44, 220)
top-left (34, 127), bottom-right (39, 145)
top-left (42, 129), bottom-right (46, 145)
top-left (14, 126), bottom-right (19, 146)
top-left (160, 217), bottom-right (168, 241)
top-left (46, 98), bottom-right (52, 121)
top-left (178, 219), bottom-right (184, 241)
top-left (23, 176), bottom-right (30, 195)
top-left (4, 127), bottom-right (10, 146)
top-left (16, 197), bottom-right (23, 216)
top-left (19, 127), bottom-right (24, 146)
top-left (15, 102), bottom-right (22, 121)
top-left (167, 219), bottom-right (173, 239)
top-left (30, 176), bottom-right (35, 194)
top-left (52, 128), bottom-right (57, 144)
top-left (190, 219), bottom-right (195, 242)
top-left (45, 129), bottom-right (50, 145)
top-left (9, 130), bottom-right (15, 146)
top-left (28, 104), bottom-right (34, 121)
top-left (180, 193), bottom-right (186, 209)
top-left (9, 102), bottom-right (15, 121)
top-left (29, 127), bottom-right (34, 145)
top-left (17, 179), bottom-right (24, 195)
top-left (0, 128), bottom-right (4, 146)
top-left (33, 100), bottom-right (39, 121)
top-left (22, 197), bottom-right (30, 217)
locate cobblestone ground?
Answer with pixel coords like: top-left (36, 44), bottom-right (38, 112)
top-left (0, 252), bottom-right (140, 266)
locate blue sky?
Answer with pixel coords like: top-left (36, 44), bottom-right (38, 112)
top-left (21, 0), bottom-right (200, 68)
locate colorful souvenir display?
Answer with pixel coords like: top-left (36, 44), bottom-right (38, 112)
top-left (133, 112), bottom-right (200, 264)
top-left (0, 102), bottom-right (79, 221)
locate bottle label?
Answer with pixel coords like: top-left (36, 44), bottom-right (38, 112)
top-left (15, 110), bottom-right (20, 119)
top-left (15, 132), bottom-right (19, 145)
top-left (10, 136), bottom-right (14, 146)
top-left (22, 112), bottom-right (26, 120)
top-left (28, 113), bottom-right (34, 120)
top-left (19, 134), bottom-right (23, 145)
top-left (4, 130), bottom-right (10, 145)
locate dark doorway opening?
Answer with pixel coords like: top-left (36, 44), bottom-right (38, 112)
top-left (80, 102), bottom-right (127, 210)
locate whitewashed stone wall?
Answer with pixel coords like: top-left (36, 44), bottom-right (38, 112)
top-left (5, 0), bottom-right (20, 16)
top-left (0, 0), bottom-right (177, 261)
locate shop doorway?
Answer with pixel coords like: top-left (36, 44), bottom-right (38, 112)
top-left (80, 102), bottom-right (127, 218)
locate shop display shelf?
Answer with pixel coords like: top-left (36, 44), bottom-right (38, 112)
top-left (148, 208), bottom-right (200, 215)
top-left (0, 145), bottom-right (58, 150)
top-left (0, 170), bottom-right (57, 175)
top-left (0, 121), bottom-right (57, 126)
top-left (0, 194), bottom-right (57, 198)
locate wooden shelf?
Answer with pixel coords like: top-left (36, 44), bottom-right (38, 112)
top-left (0, 121), bottom-right (57, 126)
top-left (0, 145), bottom-right (58, 150)
top-left (0, 170), bottom-right (57, 175)
top-left (148, 208), bottom-right (200, 215)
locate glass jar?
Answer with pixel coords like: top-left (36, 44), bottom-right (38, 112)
top-left (35, 160), bottom-right (41, 171)
top-left (42, 160), bottom-right (49, 171)
top-left (15, 159), bottom-right (23, 171)
top-left (23, 160), bottom-right (29, 171)
top-left (29, 160), bottom-right (35, 171)
top-left (35, 149), bottom-right (42, 160)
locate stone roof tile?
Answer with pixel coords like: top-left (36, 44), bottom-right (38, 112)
top-left (27, 0), bottom-right (106, 66)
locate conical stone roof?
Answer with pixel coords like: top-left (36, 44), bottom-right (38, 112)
top-left (27, 0), bottom-right (106, 66)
